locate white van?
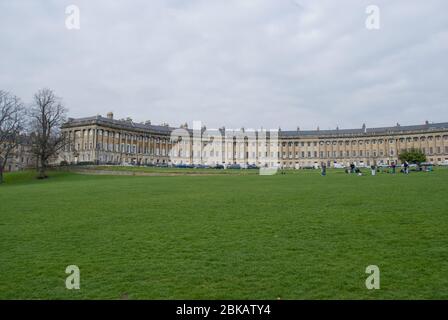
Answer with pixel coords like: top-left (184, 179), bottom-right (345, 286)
top-left (333, 163), bottom-right (346, 169)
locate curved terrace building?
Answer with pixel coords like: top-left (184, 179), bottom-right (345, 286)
top-left (61, 112), bottom-right (448, 168)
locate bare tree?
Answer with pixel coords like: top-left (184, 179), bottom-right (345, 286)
top-left (29, 88), bottom-right (68, 179)
top-left (0, 91), bottom-right (25, 184)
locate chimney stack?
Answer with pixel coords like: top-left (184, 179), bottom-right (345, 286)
top-left (107, 112), bottom-right (114, 119)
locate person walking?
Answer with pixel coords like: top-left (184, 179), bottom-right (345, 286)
top-left (371, 164), bottom-right (376, 176)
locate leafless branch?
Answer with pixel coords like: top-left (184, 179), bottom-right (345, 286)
top-left (29, 88), bottom-right (68, 179)
top-left (0, 90), bottom-right (25, 183)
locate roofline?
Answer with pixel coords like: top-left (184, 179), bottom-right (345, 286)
top-left (62, 116), bottom-right (448, 138)
top-left (280, 122), bottom-right (448, 138)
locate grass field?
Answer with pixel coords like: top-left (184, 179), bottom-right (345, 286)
top-left (87, 165), bottom-right (259, 175)
top-left (1, 168), bottom-right (447, 299)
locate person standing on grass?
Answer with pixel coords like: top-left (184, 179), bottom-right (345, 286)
top-left (371, 164), bottom-right (376, 176)
top-left (404, 161), bottom-right (409, 174)
top-left (391, 162), bottom-right (396, 174)
top-left (321, 163), bottom-right (327, 176)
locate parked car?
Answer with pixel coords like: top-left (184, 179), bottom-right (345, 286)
top-left (213, 164), bottom-right (224, 169)
top-left (301, 165), bottom-right (315, 170)
top-left (227, 164), bottom-right (241, 169)
top-left (180, 164), bottom-right (195, 168)
top-left (247, 164), bottom-right (259, 169)
top-left (122, 162), bottom-right (134, 167)
top-left (155, 163), bottom-right (169, 167)
top-left (194, 164), bottom-right (210, 169)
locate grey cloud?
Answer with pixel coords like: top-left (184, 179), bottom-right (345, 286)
top-left (0, 0), bottom-right (447, 130)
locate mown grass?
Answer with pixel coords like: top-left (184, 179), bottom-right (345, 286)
top-left (0, 168), bottom-right (447, 299)
top-left (88, 165), bottom-right (259, 175)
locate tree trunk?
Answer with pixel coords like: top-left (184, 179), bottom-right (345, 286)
top-left (37, 157), bottom-right (48, 179)
top-left (38, 166), bottom-right (46, 179)
top-left (0, 158), bottom-right (4, 184)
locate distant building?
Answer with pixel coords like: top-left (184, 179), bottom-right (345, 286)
top-left (2, 135), bottom-right (35, 172)
top-left (60, 113), bottom-right (448, 168)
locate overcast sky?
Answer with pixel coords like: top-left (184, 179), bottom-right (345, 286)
top-left (1, 0), bottom-right (447, 130)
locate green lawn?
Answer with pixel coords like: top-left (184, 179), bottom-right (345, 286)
top-left (1, 168), bottom-right (447, 299)
top-left (88, 165), bottom-right (259, 175)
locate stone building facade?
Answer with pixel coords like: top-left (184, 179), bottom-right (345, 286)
top-left (61, 113), bottom-right (173, 166)
top-left (60, 113), bottom-right (448, 168)
top-left (2, 136), bottom-right (35, 172)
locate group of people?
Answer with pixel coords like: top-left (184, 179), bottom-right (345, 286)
top-left (373, 161), bottom-right (410, 175)
top-left (340, 163), bottom-right (364, 176)
top-left (321, 161), bottom-right (411, 176)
